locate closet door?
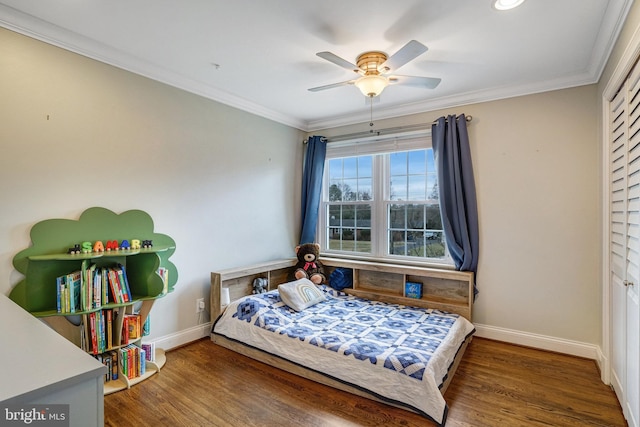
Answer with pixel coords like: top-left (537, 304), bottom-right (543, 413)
top-left (625, 62), bottom-right (640, 427)
top-left (610, 86), bottom-right (627, 410)
top-left (610, 60), bottom-right (640, 427)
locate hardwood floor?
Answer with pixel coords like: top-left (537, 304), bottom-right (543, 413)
top-left (104, 337), bottom-right (626, 427)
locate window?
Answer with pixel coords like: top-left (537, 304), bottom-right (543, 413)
top-left (319, 133), bottom-right (450, 265)
top-left (326, 155), bottom-right (373, 253)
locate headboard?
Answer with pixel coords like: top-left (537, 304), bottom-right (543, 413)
top-left (210, 257), bottom-right (474, 322)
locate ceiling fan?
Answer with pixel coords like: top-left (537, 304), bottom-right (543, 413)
top-left (309, 40), bottom-right (441, 98)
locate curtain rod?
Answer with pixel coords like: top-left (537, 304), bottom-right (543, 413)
top-left (303, 115), bottom-right (472, 143)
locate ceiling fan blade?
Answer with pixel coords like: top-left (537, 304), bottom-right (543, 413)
top-left (388, 75), bottom-right (441, 89)
top-left (308, 80), bottom-right (356, 92)
top-left (316, 51), bottom-right (361, 73)
top-left (378, 40), bottom-right (428, 73)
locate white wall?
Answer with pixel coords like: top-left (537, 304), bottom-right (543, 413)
top-left (0, 22), bottom-right (608, 356)
top-left (314, 85), bottom-right (601, 352)
top-left (0, 27), bottom-right (305, 345)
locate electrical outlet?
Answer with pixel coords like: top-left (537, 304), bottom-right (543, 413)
top-left (196, 298), bottom-right (205, 313)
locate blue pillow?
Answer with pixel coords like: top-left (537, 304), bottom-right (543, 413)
top-left (329, 268), bottom-right (353, 290)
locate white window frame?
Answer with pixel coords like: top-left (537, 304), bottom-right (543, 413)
top-left (318, 130), bottom-right (453, 267)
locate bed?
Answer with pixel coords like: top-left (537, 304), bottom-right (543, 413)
top-left (210, 258), bottom-right (475, 426)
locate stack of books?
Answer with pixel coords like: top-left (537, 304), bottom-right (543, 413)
top-left (56, 264), bottom-right (132, 313)
top-left (119, 344), bottom-right (146, 379)
top-left (94, 351), bottom-right (119, 383)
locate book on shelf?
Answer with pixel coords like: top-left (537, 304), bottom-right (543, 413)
top-left (143, 315), bottom-right (150, 336)
top-left (405, 281), bottom-right (423, 299)
top-left (95, 353), bottom-right (113, 382)
top-left (107, 265), bottom-right (132, 304)
top-left (119, 347), bottom-right (128, 379)
top-left (141, 342), bottom-right (156, 363)
top-left (102, 268), bottom-right (109, 304)
top-left (68, 271), bottom-right (81, 313)
top-left (117, 264), bottom-right (132, 302)
top-left (89, 312), bottom-right (98, 354)
top-left (110, 350), bottom-right (119, 381)
top-left (56, 270), bottom-right (81, 314)
top-left (90, 263), bottom-right (100, 309)
top-left (121, 315), bottom-right (129, 345)
top-left (56, 275), bottom-right (63, 313)
top-left (99, 310), bottom-right (106, 353)
top-left (105, 309), bottom-right (113, 350)
top-left (80, 319), bottom-right (86, 352)
top-left (125, 314), bottom-right (141, 340)
top-left (107, 269), bottom-right (122, 304)
top-left (86, 310), bottom-right (110, 355)
top-left (140, 348), bottom-right (146, 376)
top-left (157, 267), bottom-right (169, 294)
top-left (81, 263), bottom-right (98, 311)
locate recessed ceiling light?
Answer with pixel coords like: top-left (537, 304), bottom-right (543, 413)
top-left (492, 0), bottom-right (525, 11)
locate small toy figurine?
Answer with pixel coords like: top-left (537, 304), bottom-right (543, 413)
top-left (67, 244), bottom-right (81, 255)
top-left (252, 277), bottom-right (268, 294)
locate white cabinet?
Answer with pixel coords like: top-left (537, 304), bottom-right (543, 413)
top-left (0, 295), bottom-right (105, 427)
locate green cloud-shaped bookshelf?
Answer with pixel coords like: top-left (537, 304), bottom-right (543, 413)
top-left (9, 207), bottom-right (178, 394)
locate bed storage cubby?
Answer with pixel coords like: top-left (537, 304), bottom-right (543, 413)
top-left (210, 259), bottom-right (295, 319)
top-left (321, 257), bottom-right (474, 320)
top-left (211, 257), bottom-right (474, 321)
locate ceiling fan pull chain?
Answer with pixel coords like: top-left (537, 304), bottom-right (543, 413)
top-left (369, 95), bottom-right (374, 132)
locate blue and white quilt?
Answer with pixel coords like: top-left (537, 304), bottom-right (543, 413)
top-left (213, 285), bottom-right (475, 426)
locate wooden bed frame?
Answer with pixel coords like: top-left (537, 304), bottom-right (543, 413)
top-left (210, 257), bottom-right (474, 410)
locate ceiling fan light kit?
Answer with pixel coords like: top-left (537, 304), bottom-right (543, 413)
top-left (355, 74), bottom-right (389, 97)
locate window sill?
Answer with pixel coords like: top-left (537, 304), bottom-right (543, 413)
top-left (319, 252), bottom-right (456, 271)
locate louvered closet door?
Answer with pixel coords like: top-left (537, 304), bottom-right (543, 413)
top-left (611, 85), bottom-right (628, 411)
top-left (610, 59), bottom-right (640, 427)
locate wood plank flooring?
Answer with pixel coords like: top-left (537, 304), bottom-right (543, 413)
top-left (104, 337), bottom-right (626, 427)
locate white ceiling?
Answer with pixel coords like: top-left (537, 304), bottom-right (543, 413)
top-left (0, 0), bottom-right (633, 131)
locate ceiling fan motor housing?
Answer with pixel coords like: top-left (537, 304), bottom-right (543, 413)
top-left (356, 51), bottom-right (388, 75)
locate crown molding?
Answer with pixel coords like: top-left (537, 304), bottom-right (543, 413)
top-left (304, 70), bottom-right (599, 131)
top-left (0, 4), bottom-right (308, 131)
top-left (1, 0), bottom-right (632, 133)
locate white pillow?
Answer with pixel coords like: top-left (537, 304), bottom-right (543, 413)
top-left (278, 278), bottom-right (326, 311)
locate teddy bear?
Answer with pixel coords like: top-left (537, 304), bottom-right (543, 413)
top-left (293, 243), bottom-right (326, 285)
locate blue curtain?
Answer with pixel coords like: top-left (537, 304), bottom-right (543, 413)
top-left (432, 114), bottom-right (479, 294)
top-left (299, 135), bottom-right (327, 244)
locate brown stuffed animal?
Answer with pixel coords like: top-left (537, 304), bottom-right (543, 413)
top-left (293, 243), bottom-right (326, 285)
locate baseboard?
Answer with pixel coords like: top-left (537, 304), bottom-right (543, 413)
top-left (474, 323), bottom-right (602, 361)
top-left (148, 321), bottom-right (605, 370)
top-left (151, 322), bottom-right (212, 351)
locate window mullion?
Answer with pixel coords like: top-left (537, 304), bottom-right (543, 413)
top-left (318, 163), bottom-right (329, 249)
top-left (374, 155), bottom-right (387, 258)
